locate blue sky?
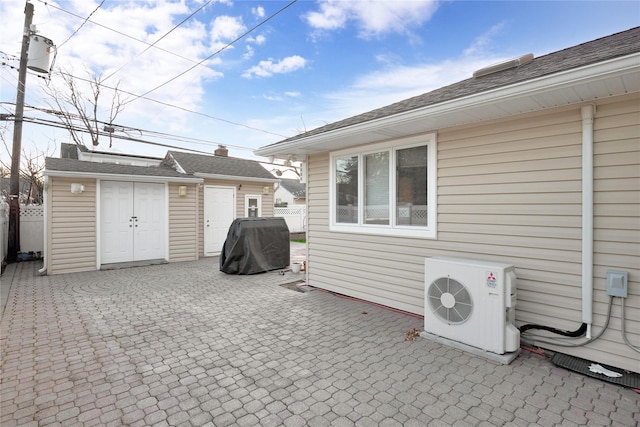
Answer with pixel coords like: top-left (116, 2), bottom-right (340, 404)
top-left (1, 0), bottom-right (638, 166)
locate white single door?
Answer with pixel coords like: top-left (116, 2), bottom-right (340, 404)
top-left (101, 181), bottom-right (166, 264)
top-left (101, 181), bottom-right (135, 264)
top-left (132, 182), bottom-right (166, 261)
top-left (204, 186), bottom-right (235, 256)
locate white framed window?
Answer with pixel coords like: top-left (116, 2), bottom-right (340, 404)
top-left (245, 194), bottom-right (261, 217)
top-left (330, 133), bottom-right (437, 239)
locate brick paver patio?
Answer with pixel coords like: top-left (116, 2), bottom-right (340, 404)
top-left (1, 259), bottom-right (639, 426)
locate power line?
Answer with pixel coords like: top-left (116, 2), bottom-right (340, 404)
top-left (54, 70), bottom-right (288, 138)
top-left (33, 0), bottom-right (200, 66)
top-left (3, 65), bottom-right (289, 138)
top-left (7, 2), bottom-right (297, 141)
top-left (2, 102), bottom-right (258, 153)
top-left (57, 0), bottom-right (106, 49)
top-left (102, 0), bottom-right (214, 82)
top-left (126, 0), bottom-right (299, 104)
top-left (8, 114), bottom-right (216, 155)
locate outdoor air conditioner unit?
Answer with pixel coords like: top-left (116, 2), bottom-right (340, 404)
top-left (424, 257), bottom-right (520, 359)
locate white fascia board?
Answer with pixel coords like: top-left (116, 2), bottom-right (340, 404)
top-left (44, 170), bottom-right (203, 183)
top-left (195, 173), bottom-right (278, 183)
top-left (256, 53), bottom-right (640, 157)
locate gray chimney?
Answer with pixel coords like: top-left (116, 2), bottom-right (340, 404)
top-left (214, 145), bottom-right (228, 157)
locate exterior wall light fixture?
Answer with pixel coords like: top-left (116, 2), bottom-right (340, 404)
top-left (70, 183), bottom-right (85, 194)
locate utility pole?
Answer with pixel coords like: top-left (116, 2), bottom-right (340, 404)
top-left (7, 1), bottom-right (34, 263)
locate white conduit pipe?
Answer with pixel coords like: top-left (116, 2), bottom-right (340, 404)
top-left (581, 104), bottom-right (596, 339)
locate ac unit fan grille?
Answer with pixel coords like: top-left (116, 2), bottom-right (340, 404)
top-left (427, 276), bottom-right (473, 325)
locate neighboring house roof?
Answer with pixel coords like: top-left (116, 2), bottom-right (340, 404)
top-left (278, 178), bottom-right (306, 198)
top-left (45, 157), bottom-right (200, 182)
top-left (165, 151), bottom-right (277, 182)
top-left (256, 27), bottom-right (640, 157)
top-left (46, 147), bottom-right (276, 184)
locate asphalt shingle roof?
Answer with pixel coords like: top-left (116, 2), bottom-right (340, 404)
top-left (279, 178), bottom-right (306, 198)
top-left (166, 151), bottom-right (274, 180)
top-left (267, 26), bottom-right (640, 146)
top-left (45, 157), bottom-right (192, 179)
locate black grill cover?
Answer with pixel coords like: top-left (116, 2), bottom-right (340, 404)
top-left (220, 217), bottom-right (290, 274)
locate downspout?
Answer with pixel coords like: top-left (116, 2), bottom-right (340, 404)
top-left (581, 104), bottom-right (596, 339)
top-left (38, 176), bottom-right (48, 275)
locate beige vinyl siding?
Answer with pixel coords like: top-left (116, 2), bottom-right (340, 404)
top-left (307, 94), bottom-right (639, 372)
top-left (47, 177), bottom-right (97, 275)
top-left (168, 183), bottom-right (198, 262)
top-left (197, 179), bottom-right (275, 257)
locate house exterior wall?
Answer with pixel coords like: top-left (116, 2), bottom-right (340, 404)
top-left (168, 183), bottom-right (199, 262)
top-left (306, 94), bottom-right (639, 373)
top-left (274, 186), bottom-right (296, 206)
top-left (47, 177), bottom-right (97, 275)
top-left (197, 179), bottom-right (275, 257)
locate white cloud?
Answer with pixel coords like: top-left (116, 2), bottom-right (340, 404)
top-left (263, 94), bottom-right (284, 101)
top-left (262, 91), bottom-right (302, 102)
top-left (0, 0), bottom-right (231, 159)
top-left (252, 6), bottom-right (265, 19)
top-left (242, 55), bottom-right (306, 78)
top-left (247, 34), bottom-right (266, 45)
top-left (306, 0), bottom-right (439, 38)
top-left (463, 22), bottom-right (506, 57)
top-left (243, 45), bottom-right (255, 59)
top-left (209, 15), bottom-right (246, 42)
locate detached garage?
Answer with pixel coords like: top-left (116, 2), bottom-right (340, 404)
top-left (43, 157), bottom-right (202, 275)
top-left (42, 144), bottom-right (279, 275)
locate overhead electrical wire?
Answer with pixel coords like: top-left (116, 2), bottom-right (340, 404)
top-left (56, 0), bottom-right (106, 49)
top-left (11, 113), bottom-right (216, 156)
top-left (54, 70), bottom-right (288, 138)
top-left (2, 102), bottom-right (258, 153)
top-left (102, 0), bottom-right (214, 82)
top-left (34, 0), bottom-right (199, 65)
top-left (2, 61), bottom-right (288, 139)
top-left (6, 0), bottom-right (299, 152)
top-left (125, 0), bottom-right (299, 104)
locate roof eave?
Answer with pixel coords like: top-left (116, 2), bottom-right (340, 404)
top-left (44, 169), bottom-right (203, 183)
top-left (194, 172), bottom-right (278, 183)
top-left (255, 52), bottom-right (640, 159)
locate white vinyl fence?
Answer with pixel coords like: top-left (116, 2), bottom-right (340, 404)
top-left (275, 205), bottom-right (306, 233)
top-left (1, 203), bottom-right (44, 262)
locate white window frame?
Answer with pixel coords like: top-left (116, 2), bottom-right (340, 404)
top-left (245, 194), bottom-right (262, 217)
top-left (329, 133), bottom-right (437, 239)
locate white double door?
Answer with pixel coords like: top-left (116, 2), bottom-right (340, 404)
top-left (101, 181), bottom-right (166, 264)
